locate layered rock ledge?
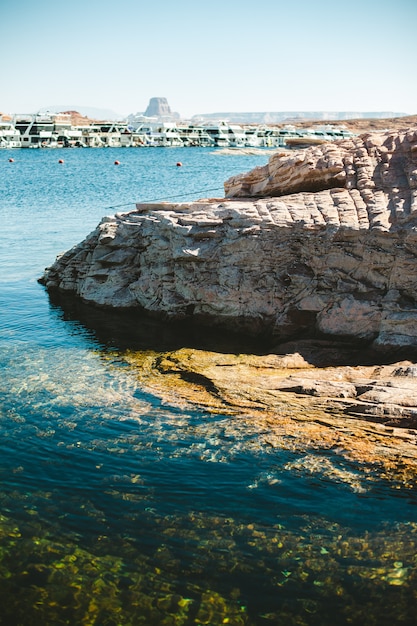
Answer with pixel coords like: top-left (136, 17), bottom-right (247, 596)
top-left (122, 345), bottom-right (417, 482)
top-left (40, 128), bottom-right (417, 351)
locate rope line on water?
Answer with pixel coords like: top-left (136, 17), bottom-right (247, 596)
top-left (103, 185), bottom-right (227, 212)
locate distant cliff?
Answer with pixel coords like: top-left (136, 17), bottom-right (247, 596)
top-left (40, 128), bottom-right (417, 352)
top-left (192, 111), bottom-right (409, 124)
top-left (143, 97), bottom-right (179, 119)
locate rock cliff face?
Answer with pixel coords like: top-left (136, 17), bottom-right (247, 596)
top-left (143, 97), bottom-right (173, 118)
top-left (40, 128), bottom-right (417, 351)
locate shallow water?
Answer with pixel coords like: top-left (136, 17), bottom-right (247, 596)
top-left (0, 147), bottom-right (417, 625)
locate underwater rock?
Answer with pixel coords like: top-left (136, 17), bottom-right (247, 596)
top-left (123, 346), bottom-right (417, 480)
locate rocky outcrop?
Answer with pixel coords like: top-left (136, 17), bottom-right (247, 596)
top-left (40, 128), bottom-right (417, 352)
top-left (123, 345), bottom-right (417, 478)
top-left (130, 345), bottom-right (417, 428)
top-left (224, 128), bottom-right (417, 202)
top-left (144, 97), bottom-right (174, 118)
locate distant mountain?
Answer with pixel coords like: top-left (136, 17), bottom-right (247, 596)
top-left (191, 111), bottom-right (409, 124)
top-left (41, 105), bottom-right (124, 120)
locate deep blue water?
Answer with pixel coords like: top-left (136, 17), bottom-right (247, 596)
top-left (0, 147), bottom-right (417, 625)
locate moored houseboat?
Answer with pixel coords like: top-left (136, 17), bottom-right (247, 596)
top-left (0, 119), bottom-right (22, 148)
top-left (3, 113), bottom-right (355, 149)
top-left (13, 113), bottom-right (57, 147)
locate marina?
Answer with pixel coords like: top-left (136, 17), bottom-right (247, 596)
top-left (0, 112), bottom-right (355, 149)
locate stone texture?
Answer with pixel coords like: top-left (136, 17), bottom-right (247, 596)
top-left (224, 128), bottom-right (417, 207)
top-left (122, 346), bottom-right (417, 479)
top-left (129, 345), bottom-right (417, 428)
top-left (40, 128), bottom-right (417, 351)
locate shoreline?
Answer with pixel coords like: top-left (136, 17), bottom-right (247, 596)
top-left (121, 343), bottom-right (417, 486)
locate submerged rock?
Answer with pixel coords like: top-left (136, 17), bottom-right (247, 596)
top-left (40, 128), bottom-right (417, 351)
top-left (122, 345), bottom-right (417, 480)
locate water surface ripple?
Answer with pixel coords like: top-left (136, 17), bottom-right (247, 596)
top-left (0, 148), bottom-right (416, 625)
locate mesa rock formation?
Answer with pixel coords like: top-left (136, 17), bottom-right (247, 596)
top-left (40, 128), bottom-right (417, 352)
top-left (143, 97), bottom-right (178, 118)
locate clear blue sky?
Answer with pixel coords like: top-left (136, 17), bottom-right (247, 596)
top-left (1, 0), bottom-right (416, 117)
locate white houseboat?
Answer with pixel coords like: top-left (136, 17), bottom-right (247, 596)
top-left (0, 119), bottom-right (22, 148)
top-left (13, 113), bottom-right (65, 148)
top-left (78, 121), bottom-right (131, 147)
top-left (132, 122), bottom-right (183, 147)
top-left (176, 124), bottom-right (215, 147)
top-left (3, 112), bottom-right (356, 149)
top-left (200, 121), bottom-right (233, 147)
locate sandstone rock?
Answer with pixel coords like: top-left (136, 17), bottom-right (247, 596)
top-left (224, 129), bottom-right (417, 209)
top-left (275, 377), bottom-right (358, 398)
top-left (273, 364), bottom-right (417, 427)
top-left (144, 97), bottom-right (173, 118)
top-left (142, 348), bottom-right (417, 430)
top-left (39, 128), bottom-right (417, 352)
top-left (122, 347), bottom-right (417, 481)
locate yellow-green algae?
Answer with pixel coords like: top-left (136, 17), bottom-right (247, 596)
top-left (2, 345), bottom-right (417, 624)
top-left (1, 503), bottom-right (417, 625)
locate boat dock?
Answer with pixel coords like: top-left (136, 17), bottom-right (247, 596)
top-left (0, 113), bottom-right (355, 149)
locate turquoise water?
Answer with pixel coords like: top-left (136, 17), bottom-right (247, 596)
top-left (0, 147), bottom-right (417, 625)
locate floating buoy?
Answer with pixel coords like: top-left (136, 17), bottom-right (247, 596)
top-left (58, 159), bottom-right (64, 164)
top-left (8, 158), bottom-right (14, 162)
top-left (114, 160), bottom-right (120, 165)
top-left (176, 162), bottom-right (182, 167)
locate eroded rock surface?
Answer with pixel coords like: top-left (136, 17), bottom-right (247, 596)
top-left (224, 128), bottom-right (417, 204)
top-left (122, 345), bottom-right (417, 482)
top-left (40, 128), bottom-right (417, 351)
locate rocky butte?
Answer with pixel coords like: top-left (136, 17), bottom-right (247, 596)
top-left (143, 97), bottom-right (179, 119)
top-left (40, 127), bottom-right (417, 353)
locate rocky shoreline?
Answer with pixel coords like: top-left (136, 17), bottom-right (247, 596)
top-left (119, 342), bottom-right (417, 484)
top-left (39, 127), bottom-right (417, 474)
top-left (40, 127), bottom-right (417, 350)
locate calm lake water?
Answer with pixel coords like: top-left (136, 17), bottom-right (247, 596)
top-left (0, 147), bottom-right (416, 625)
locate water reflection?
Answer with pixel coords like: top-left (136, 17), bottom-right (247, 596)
top-left (46, 289), bottom-right (417, 366)
top-left (46, 289), bottom-right (271, 354)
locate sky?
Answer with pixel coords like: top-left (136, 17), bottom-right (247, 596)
top-left (1, 0), bottom-right (416, 118)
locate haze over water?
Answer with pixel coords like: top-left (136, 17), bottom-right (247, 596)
top-left (1, 147), bottom-right (417, 625)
